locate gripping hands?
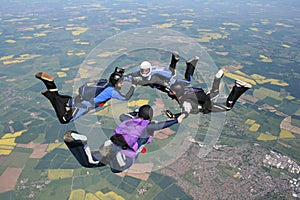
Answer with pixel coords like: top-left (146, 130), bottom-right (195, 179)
top-left (162, 110), bottom-right (187, 123)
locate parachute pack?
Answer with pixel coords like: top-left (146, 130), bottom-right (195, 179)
top-left (110, 118), bottom-right (150, 152)
top-left (78, 79), bottom-right (112, 101)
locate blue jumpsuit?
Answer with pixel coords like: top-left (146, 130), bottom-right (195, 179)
top-left (41, 82), bottom-right (135, 124)
top-left (69, 86), bottom-right (133, 121)
top-left (125, 66), bottom-right (192, 95)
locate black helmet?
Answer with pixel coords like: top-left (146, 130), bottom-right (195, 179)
top-left (138, 105), bottom-right (153, 120)
top-left (109, 67), bottom-right (125, 87)
top-left (170, 81), bottom-right (185, 97)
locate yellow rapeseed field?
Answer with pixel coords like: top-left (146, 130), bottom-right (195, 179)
top-left (48, 169), bottom-right (74, 180)
top-left (249, 123), bottom-right (260, 132)
top-left (257, 133), bottom-right (277, 141)
top-left (279, 129), bottom-right (295, 139)
top-left (69, 189), bottom-right (85, 200)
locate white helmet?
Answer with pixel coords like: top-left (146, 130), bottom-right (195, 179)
top-left (139, 61), bottom-right (152, 77)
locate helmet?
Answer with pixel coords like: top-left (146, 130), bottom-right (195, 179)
top-left (139, 61), bottom-right (152, 77)
top-left (138, 105), bottom-right (153, 120)
top-left (109, 67), bottom-right (125, 87)
top-left (170, 82), bottom-right (185, 97)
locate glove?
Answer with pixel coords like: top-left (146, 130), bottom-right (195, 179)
top-left (132, 77), bottom-right (141, 85)
top-left (134, 107), bottom-right (140, 113)
top-left (162, 110), bottom-right (175, 118)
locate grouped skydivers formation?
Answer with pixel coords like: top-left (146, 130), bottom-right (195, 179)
top-left (35, 52), bottom-right (251, 173)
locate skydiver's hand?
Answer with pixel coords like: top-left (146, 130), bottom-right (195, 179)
top-left (177, 113), bottom-right (186, 123)
top-left (132, 77), bottom-right (142, 85)
top-left (131, 78), bottom-right (138, 86)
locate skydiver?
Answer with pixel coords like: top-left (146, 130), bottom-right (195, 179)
top-left (35, 67), bottom-right (136, 124)
top-left (163, 69), bottom-right (252, 117)
top-left (124, 51), bottom-right (199, 95)
top-left (63, 105), bottom-right (186, 173)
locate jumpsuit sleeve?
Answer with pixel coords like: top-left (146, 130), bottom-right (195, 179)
top-left (146, 119), bottom-right (178, 135)
top-left (112, 86), bottom-right (135, 101)
top-left (123, 70), bottom-right (140, 83)
top-left (123, 75), bottom-right (132, 82)
top-left (119, 111), bottom-right (138, 122)
top-left (149, 74), bottom-right (170, 87)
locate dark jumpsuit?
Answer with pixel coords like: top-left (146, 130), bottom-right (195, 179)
top-left (175, 84), bottom-right (250, 115)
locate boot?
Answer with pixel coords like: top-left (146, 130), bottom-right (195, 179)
top-left (169, 51), bottom-right (179, 76)
top-left (185, 56), bottom-right (199, 82)
top-left (207, 69), bottom-right (224, 101)
top-left (63, 130), bottom-right (87, 143)
top-left (226, 80), bottom-right (252, 109)
top-left (35, 72), bottom-right (57, 90)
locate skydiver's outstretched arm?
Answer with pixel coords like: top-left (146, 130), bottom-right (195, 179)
top-left (112, 85), bottom-right (136, 100)
top-left (146, 119), bottom-right (178, 132)
top-left (119, 110), bottom-right (138, 122)
top-left (145, 113), bottom-right (186, 134)
top-left (123, 70), bottom-right (140, 82)
top-left (163, 110), bottom-right (189, 119)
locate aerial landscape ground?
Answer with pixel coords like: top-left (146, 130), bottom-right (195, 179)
top-left (0, 0), bottom-right (299, 199)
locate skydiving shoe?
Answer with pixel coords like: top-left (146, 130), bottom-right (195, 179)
top-left (215, 69), bottom-right (224, 79)
top-left (185, 56), bottom-right (199, 82)
top-left (226, 80), bottom-right (252, 109)
top-left (71, 132), bottom-right (87, 142)
top-left (169, 51), bottom-right (180, 76)
top-left (208, 69), bottom-right (224, 102)
top-left (186, 56), bottom-right (199, 67)
top-left (35, 72), bottom-right (54, 82)
top-left (172, 51), bottom-right (179, 61)
top-left (63, 130), bottom-right (75, 142)
top-left (35, 72), bottom-right (57, 90)
top-left (235, 79), bottom-right (252, 89)
top-left (63, 130), bottom-right (87, 143)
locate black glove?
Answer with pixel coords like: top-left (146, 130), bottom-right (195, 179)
top-left (162, 110), bottom-right (189, 119)
top-left (162, 110), bottom-right (175, 118)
